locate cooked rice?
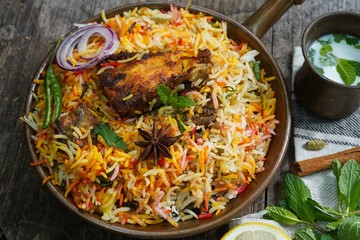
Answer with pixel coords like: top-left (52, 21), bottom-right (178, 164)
top-left (22, 5), bottom-right (278, 227)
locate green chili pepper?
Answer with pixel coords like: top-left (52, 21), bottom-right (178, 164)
top-left (43, 67), bottom-right (53, 129)
top-left (50, 74), bottom-right (62, 122)
top-left (43, 40), bottom-right (62, 129)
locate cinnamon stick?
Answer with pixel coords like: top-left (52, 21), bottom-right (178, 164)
top-left (291, 146), bottom-right (360, 177)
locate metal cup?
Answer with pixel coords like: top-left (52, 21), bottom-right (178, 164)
top-left (295, 12), bottom-right (360, 119)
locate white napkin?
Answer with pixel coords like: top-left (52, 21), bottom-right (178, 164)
top-left (229, 47), bottom-right (360, 238)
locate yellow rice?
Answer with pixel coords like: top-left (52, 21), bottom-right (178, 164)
top-left (22, 5), bottom-right (278, 226)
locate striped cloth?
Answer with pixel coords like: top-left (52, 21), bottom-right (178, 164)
top-left (229, 46), bottom-right (360, 238)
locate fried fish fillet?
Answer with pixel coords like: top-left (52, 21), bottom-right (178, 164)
top-left (98, 49), bottom-right (211, 117)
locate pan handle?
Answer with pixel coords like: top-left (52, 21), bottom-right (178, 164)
top-left (243, 0), bottom-right (304, 39)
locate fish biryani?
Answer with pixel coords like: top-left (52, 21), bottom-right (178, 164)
top-left (22, 4), bottom-right (278, 227)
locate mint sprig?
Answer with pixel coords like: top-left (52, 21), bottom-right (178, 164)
top-left (336, 58), bottom-right (357, 85)
top-left (328, 53), bottom-right (360, 85)
top-left (93, 123), bottom-right (128, 152)
top-left (265, 160), bottom-right (360, 240)
top-left (320, 44), bottom-right (333, 56)
top-left (157, 84), bottom-right (195, 108)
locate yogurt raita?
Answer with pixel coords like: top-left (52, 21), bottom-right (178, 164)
top-left (307, 33), bottom-right (360, 86)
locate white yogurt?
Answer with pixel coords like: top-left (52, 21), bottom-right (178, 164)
top-left (307, 33), bottom-right (360, 86)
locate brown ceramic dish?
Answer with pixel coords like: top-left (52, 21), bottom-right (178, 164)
top-left (24, 1), bottom-right (296, 238)
top-left (295, 12), bottom-right (360, 119)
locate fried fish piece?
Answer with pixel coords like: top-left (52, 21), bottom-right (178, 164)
top-left (98, 49), bottom-right (211, 117)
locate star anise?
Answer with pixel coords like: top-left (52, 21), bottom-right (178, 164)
top-left (135, 120), bottom-right (182, 164)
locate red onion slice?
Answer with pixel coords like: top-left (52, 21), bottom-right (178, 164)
top-left (56, 24), bottom-right (120, 71)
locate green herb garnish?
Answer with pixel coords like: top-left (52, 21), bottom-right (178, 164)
top-left (318, 39), bottom-right (331, 45)
top-left (347, 60), bottom-right (360, 76)
top-left (320, 44), bottom-right (333, 56)
top-left (97, 175), bottom-right (113, 187)
top-left (157, 84), bottom-right (195, 108)
top-left (308, 48), bottom-right (315, 63)
top-left (338, 160), bottom-right (360, 212)
top-left (319, 44), bottom-right (336, 67)
top-left (252, 61), bottom-right (261, 81)
top-left (223, 86), bottom-right (235, 99)
top-left (94, 123), bottom-right (128, 152)
top-left (333, 33), bottom-right (347, 43)
top-left (345, 37), bottom-right (359, 46)
top-left (284, 174), bottom-right (316, 222)
top-left (176, 119), bottom-right (186, 133)
top-left (265, 159), bottom-right (360, 240)
top-left (336, 58), bottom-right (357, 85)
top-left (326, 53), bottom-right (360, 85)
top-left (314, 67), bottom-right (324, 75)
top-left (333, 33), bottom-right (359, 45)
top-left (320, 55), bottom-right (336, 66)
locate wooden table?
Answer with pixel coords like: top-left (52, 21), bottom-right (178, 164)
top-left (1, 0), bottom-right (359, 239)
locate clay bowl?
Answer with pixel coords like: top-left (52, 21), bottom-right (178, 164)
top-left (24, 1), bottom-right (294, 238)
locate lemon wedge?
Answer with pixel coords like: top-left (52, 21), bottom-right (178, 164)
top-left (221, 222), bottom-right (291, 240)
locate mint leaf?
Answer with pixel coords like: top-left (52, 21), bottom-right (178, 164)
top-left (294, 228), bottom-right (317, 240)
top-left (338, 215), bottom-right (360, 239)
top-left (327, 220), bottom-right (343, 231)
top-left (320, 44), bottom-right (333, 56)
top-left (336, 58), bottom-right (357, 85)
top-left (345, 37), bottom-right (359, 46)
top-left (278, 199), bottom-right (290, 209)
top-left (315, 67), bottom-right (324, 75)
top-left (308, 48), bottom-right (315, 63)
top-left (94, 123), bottom-right (128, 152)
top-left (333, 33), bottom-right (346, 43)
top-left (347, 60), bottom-right (360, 76)
top-left (97, 175), bottom-right (113, 187)
top-left (168, 95), bottom-right (195, 108)
top-left (308, 199), bottom-right (339, 221)
top-left (355, 45), bottom-right (360, 49)
top-left (339, 159), bottom-right (360, 211)
top-left (318, 39), bottom-right (331, 45)
top-left (332, 160), bottom-right (344, 207)
top-left (285, 174), bottom-right (316, 222)
top-left (265, 206), bottom-right (302, 224)
top-left (320, 56), bottom-right (336, 66)
top-left (320, 234), bottom-right (338, 240)
top-left (157, 84), bottom-right (172, 105)
top-left (157, 84), bottom-right (195, 108)
top-left (332, 160), bottom-right (342, 182)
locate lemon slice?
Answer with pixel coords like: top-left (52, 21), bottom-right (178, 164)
top-left (221, 222), bottom-right (291, 240)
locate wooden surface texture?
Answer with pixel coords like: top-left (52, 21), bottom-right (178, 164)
top-left (0, 0), bottom-right (359, 239)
